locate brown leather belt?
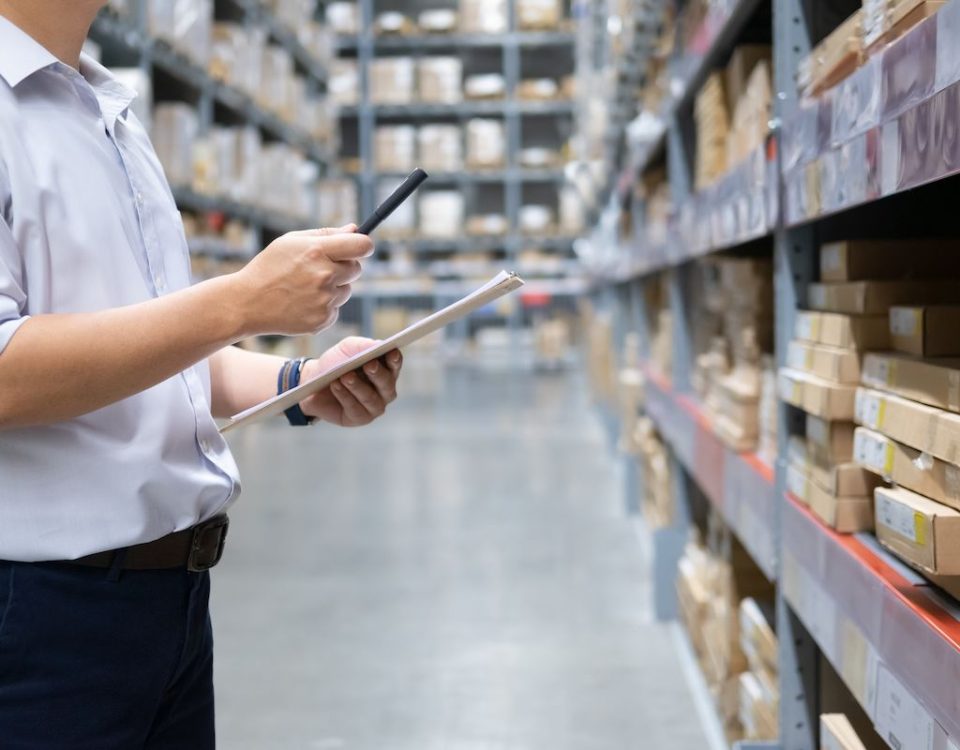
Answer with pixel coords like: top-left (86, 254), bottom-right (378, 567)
top-left (66, 515), bottom-right (229, 572)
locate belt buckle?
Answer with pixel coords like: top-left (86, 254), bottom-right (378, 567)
top-left (187, 515), bottom-right (230, 572)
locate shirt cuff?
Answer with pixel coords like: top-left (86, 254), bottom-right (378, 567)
top-left (0, 315), bottom-right (29, 355)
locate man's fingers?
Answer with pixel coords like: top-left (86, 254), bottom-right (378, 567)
top-left (363, 359), bottom-right (398, 403)
top-left (385, 349), bottom-right (403, 373)
top-left (330, 381), bottom-right (369, 425)
top-left (340, 372), bottom-right (386, 417)
top-left (319, 233), bottom-right (374, 261)
top-left (290, 224), bottom-right (357, 238)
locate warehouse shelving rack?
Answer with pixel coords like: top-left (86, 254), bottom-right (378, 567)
top-left (584, 0), bottom-right (960, 748)
top-left (90, 1), bottom-right (334, 251)
top-left (335, 0), bottom-right (584, 331)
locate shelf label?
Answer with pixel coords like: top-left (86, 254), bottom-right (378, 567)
top-left (854, 429), bottom-right (894, 478)
top-left (855, 390), bottom-right (886, 430)
top-left (873, 663), bottom-right (935, 750)
top-left (890, 308), bottom-right (920, 337)
top-left (877, 494), bottom-right (921, 543)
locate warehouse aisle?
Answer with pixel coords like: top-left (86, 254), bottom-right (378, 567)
top-left (213, 361), bottom-right (709, 749)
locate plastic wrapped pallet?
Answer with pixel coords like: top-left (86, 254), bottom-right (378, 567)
top-left (419, 191), bottom-right (465, 238)
top-left (418, 125), bottom-right (462, 173)
top-left (460, 0), bottom-right (507, 33)
top-left (466, 119), bottom-right (506, 168)
top-left (370, 57), bottom-right (416, 104)
top-left (418, 57), bottom-right (462, 104)
top-left (374, 126), bottom-right (417, 172)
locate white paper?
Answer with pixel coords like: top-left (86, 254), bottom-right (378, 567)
top-left (221, 271), bottom-right (524, 432)
top-left (874, 663), bottom-right (935, 750)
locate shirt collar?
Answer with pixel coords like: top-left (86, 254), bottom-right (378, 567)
top-left (79, 53), bottom-right (138, 126)
top-left (0, 14), bottom-right (59, 88)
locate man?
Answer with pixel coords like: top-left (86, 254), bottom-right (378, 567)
top-left (0, 1), bottom-right (402, 746)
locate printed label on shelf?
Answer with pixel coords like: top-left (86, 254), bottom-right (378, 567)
top-left (881, 120), bottom-right (901, 197)
top-left (864, 644), bottom-right (881, 720)
top-left (787, 463), bottom-right (810, 501)
top-left (814, 581), bottom-right (838, 663)
top-left (874, 663), bottom-right (935, 750)
top-left (890, 308), bottom-right (920, 337)
top-left (877, 494), bottom-right (920, 543)
top-left (840, 617), bottom-right (871, 709)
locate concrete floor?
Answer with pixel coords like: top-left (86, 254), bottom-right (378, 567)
top-left (213, 360), bottom-right (709, 749)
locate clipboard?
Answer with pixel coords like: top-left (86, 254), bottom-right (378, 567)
top-left (220, 270), bottom-right (525, 433)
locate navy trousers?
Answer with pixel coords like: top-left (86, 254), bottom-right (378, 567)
top-left (0, 560), bottom-right (214, 749)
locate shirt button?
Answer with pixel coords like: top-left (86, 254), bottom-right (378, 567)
top-left (154, 272), bottom-right (166, 292)
top-left (135, 192), bottom-right (145, 208)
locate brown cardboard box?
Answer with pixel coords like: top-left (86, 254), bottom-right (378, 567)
top-left (819, 240), bottom-right (960, 282)
top-left (794, 311), bottom-right (890, 351)
top-left (854, 427), bottom-right (960, 510)
top-left (739, 598), bottom-right (777, 673)
top-left (806, 414), bottom-right (855, 463)
top-left (890, 306), bottom-right (960, 357)
top-left (821, 714), bottom-right (874, 750)
top-left (809, 481), bottom-right (873, 532)
top-left (725, 45), bottom-right (772, 111)
top-left (778, 368), bottom-right (857, 419)
top-left (786, 461), bottom-right (812, 504)
top-left (875, 485), bottom-right (960, 574)
top-left (855, 387), bottom-right (960, 465)
top-left (808, 455), bottom-right (882, 498)
top-left (862, 352), bottom-right (960, 413)
top-left (807, 280), bottom-right (960, 315)
top-left (787, 340), bottom-right (860, 384)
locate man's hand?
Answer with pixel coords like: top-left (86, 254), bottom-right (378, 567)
top-left (229, 225), bottom-right (372, 338)
top-left (299, 337), bottom-right (403, 427)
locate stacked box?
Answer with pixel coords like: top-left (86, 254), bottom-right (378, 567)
top-left (460, 0), bottom-right (507, 33)
top-left (864, 0), bottom-right (946, 52)
top-left (738, 597), bottom-right (778, 741)
top-left (677, 536), bottom-right (774, 744)
top-left (617, 333), bottom-right (646, 454)
top-left (725, 47), bottom-right (772, 169)
top-left (516, 0), bottom-right (562, 30)
top-left (633, 417), bottom-right (673, 528)
top-left (369, 57), bottom-right (416, 104)
top-left (419, 191), bottom-right (464, 238)
top-left (417, 57), bottom-right (462, 104)
top-left (374, 125), bottom-right (417, 172)
top-left (465, 119), bottom-right (506, 168)
top-left (694, 73), bottom-right (730, 189)
top-left (418, 125), bottom-right (463, 173)
top-left (701, 257), bottom-right (773, 452)
top-left (798, 9), bottom-right (864, 97)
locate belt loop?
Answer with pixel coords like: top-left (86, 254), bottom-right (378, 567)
top-left (106, 548), bottom-right (128, 582)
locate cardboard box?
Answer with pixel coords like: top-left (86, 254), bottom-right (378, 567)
top-left (862, 352), bottom-right (960, 414)
top-left (795, 311), bottom-right (890, 351)
top-left (875, 485), bottom-right (960, 574)
top-left (781, 368), bottom-right (857, 420)
top-left (806, 414), bottom-right (855, 463)
top-left (808, 455), bottom-right (881, 498)
top-left (787, 461), bottom-right (812, 504)
top-left (821, 714), bottom-right (871, 750)
top-left (725, 45), bottom-right (772, 111)
top-left (854, 427), bottom-right (960, 510)
top-left (739, 598), bottom-right (777, 673)
top-left (890, 305), bottom-right (960, 357)
top-left (807, 280), bottom-right (960, 314)
top-left (855, 387), bottom-right (960, 466)
top-left (809, 481), bottom-right (873, 532)
top-left (819, 240), bottom-right (960, 282)
top-left (787, 340), bottom-right (860, 384)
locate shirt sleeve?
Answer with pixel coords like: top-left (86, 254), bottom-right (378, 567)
top-left (0, 210), bottom-right (28, 355)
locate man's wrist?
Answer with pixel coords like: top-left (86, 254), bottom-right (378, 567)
top-left (278, 357), bottom-right (315, 426)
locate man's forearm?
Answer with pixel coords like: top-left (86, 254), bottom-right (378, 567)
top-left (0, 275), bottom-right (247, 429)
top-left (209, 346), bottom-right (287, 419)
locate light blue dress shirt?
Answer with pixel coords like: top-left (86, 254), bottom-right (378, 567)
top-left (0, 15), bottom-right (241, 561)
